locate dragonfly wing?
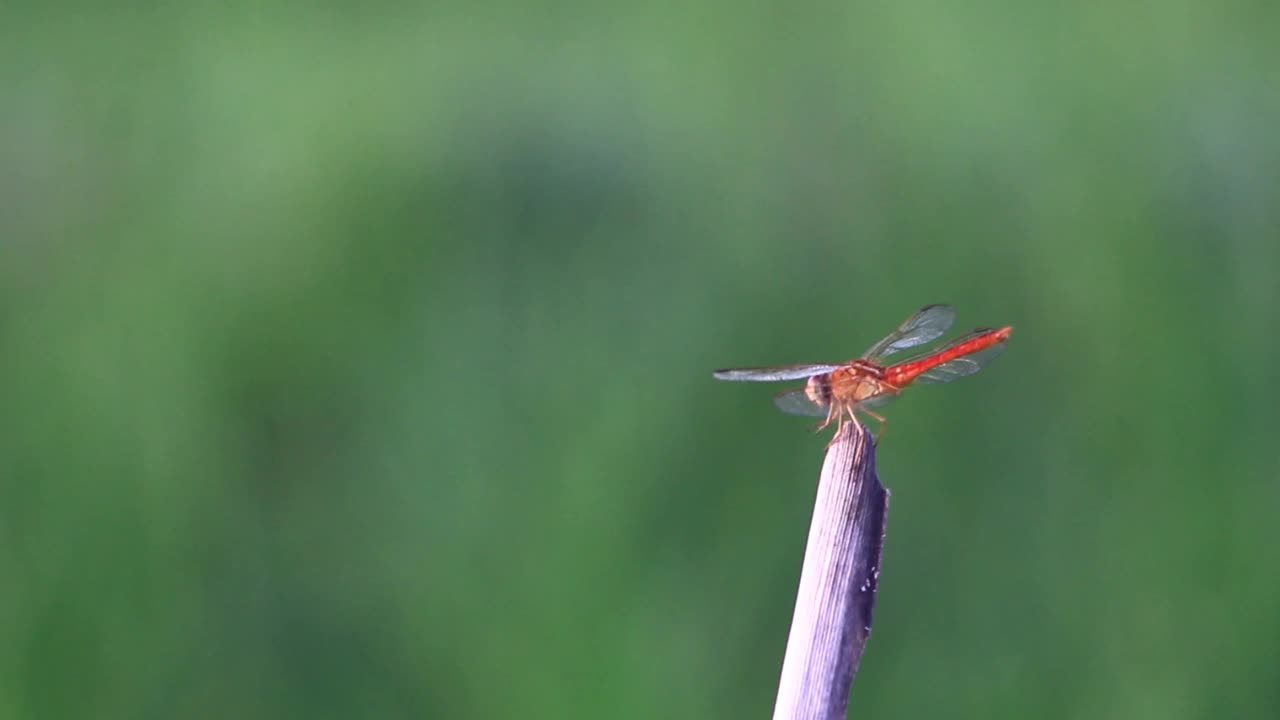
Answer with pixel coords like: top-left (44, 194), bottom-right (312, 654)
top-left (773, 387), bottom-right (829, 417)
top-left (713, 364), bottom-right (842, 382)
top-left (914, 341), bottom-right (1008, 384)
top-left (858, 392), bottom-right (900, 410)
top-left (861, 304), bottom-right (956, 361)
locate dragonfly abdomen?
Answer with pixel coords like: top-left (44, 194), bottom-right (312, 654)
top-left (886, 326), bottom-right (1013, 386)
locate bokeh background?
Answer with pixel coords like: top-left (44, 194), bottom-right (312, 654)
top-left (3, 2), bottom-right (1279, 718)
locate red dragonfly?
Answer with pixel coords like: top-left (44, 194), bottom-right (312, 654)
top-left (713, 305), bottom-right (1012, 439)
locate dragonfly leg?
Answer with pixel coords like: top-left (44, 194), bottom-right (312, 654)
top-left (823, 403), bottom-right (869, 448)
top-left (814, 405), bottom-right (834, 432)
top-left (859, 383), bottom-right (901, 444)
top-left (821, 402), bottom-right (848, 446)
top-left (860, 407), bottom-right (888, 444)
top-left (845, 404), bottom-right (860, 431)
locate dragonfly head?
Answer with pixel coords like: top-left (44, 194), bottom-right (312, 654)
top-left (805, 374), bottom-right (833, 407)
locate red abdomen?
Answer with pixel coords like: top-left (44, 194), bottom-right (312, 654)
top-left (885, 326), bottom-right (1013, 387)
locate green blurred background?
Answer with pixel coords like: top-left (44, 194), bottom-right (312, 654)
top-left (3, 2), bottom-right (1279, 718)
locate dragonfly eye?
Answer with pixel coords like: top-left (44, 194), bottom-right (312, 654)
top-left (805, 375), bottom-right (832, 405)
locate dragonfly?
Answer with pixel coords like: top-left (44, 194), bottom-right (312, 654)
top-left (713, 304), bottom-right (1013, 440)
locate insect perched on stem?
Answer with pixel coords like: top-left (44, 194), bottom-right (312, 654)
top-left (713, 304), bottom-right (1012, 441)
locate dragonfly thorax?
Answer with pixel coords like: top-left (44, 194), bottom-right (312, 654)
top-left (828, 366), bottom-right (891, 405)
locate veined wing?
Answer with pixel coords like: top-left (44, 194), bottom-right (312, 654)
top-left (916, 344), bottom-right (1007, 383)
top-left (861, 304), bottom-right (956, 361)
top-left (712, 364), bottom-right (842, 383)
top-left (907, 329), bottom-right (1010, 384)
top-left (775, 386), bottom-right (901, 417)
top-left (772, 387), bottom-right (829, 417)
top-left (858, 392), bottom-right (900, 410)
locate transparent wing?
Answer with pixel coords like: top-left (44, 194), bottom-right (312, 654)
top-left (861, 304), bottom-right (956, 361)
top-left (858, 392), bottom-right (900, 410)
top-left (914, 335), bottom-right (1009, 384)
top-left (713, 364), bottom-right (843, 383)
top-left (772, 387), bottom-right (829, 417)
